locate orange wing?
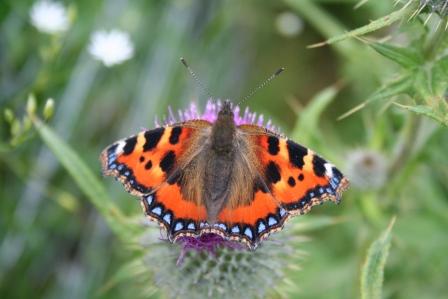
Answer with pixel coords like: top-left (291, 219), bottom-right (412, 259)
top-left (100, 121), bottom-right (211, 239)
top-left (216, 190), bottom-right (285, 249)
top-left (252, 133), bottom-right (349, 213)
top-left (215, 125), bottom-right (349, 249)
top-left (140, 183), bottom-right (208, 240)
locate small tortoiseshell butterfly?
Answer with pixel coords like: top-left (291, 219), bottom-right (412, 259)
top-left (100, 98), bottom-right (349, 249)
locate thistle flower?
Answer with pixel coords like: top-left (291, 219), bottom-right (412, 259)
top-left (275, 12), bottom-right (304, 38)
top-left (139, 225), bottom-right (304, 299)
top-left (419, 0), bottom-right (448, 16)
top-left (88, 29), bottom-right (134, 67)
top-left (345, 149), bottom-right (387, 190)
top-left (29, 0), bottom-right (69, 34)
top-left (405, 0), bottom-right (448, 28)
top-left (157, 99), bottom-right (281, 134)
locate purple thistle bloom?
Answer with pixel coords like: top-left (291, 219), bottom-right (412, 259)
top-left (157, 99), bottom-right (280, 133)
top-left (175, 233), bottom-right (245, 266)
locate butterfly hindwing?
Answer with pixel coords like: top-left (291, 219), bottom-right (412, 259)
top-left (217, 190), bottom-right (287, 249)
top-left (140, 183), bottom-right (207, 239)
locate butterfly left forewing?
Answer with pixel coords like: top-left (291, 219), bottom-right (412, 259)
top-left (101, 121), bottom-right (211, 195)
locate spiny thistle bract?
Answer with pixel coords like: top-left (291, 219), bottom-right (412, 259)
top-left (140, 227), bottom-right (305, 299)
top-left (404, 0), bottom-right (448, 28)
top-left (418, 0), bottom-right (448, 16)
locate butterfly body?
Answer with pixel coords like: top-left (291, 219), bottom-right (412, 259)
top-left (101, 100), bottom-right (349, 249)
top-left (204, 101), bottom-right (237, 222)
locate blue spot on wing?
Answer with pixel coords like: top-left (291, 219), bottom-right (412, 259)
top-left (174, 222), bottom-right (183, 232)
top-left (244, 227), bottom-right (253, 239)
top-left (268, 217), bottom-right (278, 226)
top-left (151, 206), bottom-right (162, 216)
top-left (163, 213), bottom-right (172, 225)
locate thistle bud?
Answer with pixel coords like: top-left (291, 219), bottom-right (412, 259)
top-left (43, 98), bottom-right (55, 120)
top-left (26, 94), bottom-right (37, 116)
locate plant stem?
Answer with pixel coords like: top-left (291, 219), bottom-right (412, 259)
top-left (360, 192), bottom-right (385, 227)
top-left (284, 0), bottom-right (359, 57)
top-left (388, 112), bottom-right (421, 179)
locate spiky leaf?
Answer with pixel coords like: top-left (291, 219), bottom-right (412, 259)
top-left (369, 42), bottom-right (423, 69)
top-left (360, 217), bottom-right (396, 299)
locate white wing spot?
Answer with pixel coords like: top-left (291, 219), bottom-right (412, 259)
top-left (115, 140), bottom-right (126, 154)
top-left (324, 163), bottom-right (334, 177)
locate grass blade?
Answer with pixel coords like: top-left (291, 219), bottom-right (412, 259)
top-left (291, 83), bottom-right (340, 145)
top-left (32, 117), bottom-right (139, 240)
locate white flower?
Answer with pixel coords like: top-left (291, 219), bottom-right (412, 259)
top-left (29, 0), bottom-right (69, 34)
top-left (88, 30), bottom-right (135, 67)
top-left (275, 12), bottom-right (304, 37)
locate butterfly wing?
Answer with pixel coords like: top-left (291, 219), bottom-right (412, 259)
top-left (100, 120), bottom-right (211, 240)
top-left (215, 124), bottom-right (349, 249)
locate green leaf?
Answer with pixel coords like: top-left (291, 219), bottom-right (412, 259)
top-left (413, 57), bottom-right (448, 101)
top-left (307, 2), bottom-right (418, 47)
top-left (338, 75), bottom-right (413, 120)
top-left (32, 118), bottom-right (139, 240)
top-left (290, 84), bottom-right (340, 145)
top-left (360, 217), bottom-right (396, 299)
top-left (368, 74), bottom-right (414, 102)
top-left (394, 103), bottom-right (448, 127)
top-left (369, 42), bottom-right (423, 69)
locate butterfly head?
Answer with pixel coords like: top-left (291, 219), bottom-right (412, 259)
top-left (218, 100), bottom-right (234, 118)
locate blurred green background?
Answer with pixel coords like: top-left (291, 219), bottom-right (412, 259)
top-left (1, 0), bottom-right (448, 298)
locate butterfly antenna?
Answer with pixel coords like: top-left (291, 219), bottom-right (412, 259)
top-left (180, 57), bottom-right (213, 99)
top-left (237, 67), bottom-right (285, 106)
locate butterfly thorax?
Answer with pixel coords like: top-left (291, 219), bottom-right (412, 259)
top-left (210, 101), bottom-right (236, 155)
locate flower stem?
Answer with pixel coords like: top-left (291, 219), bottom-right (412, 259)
top-left (388, 112), bottom-right (421, 179)
top-left (359, 192), bottom-right (385, 227)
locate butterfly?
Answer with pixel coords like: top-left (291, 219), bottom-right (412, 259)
top-left (100, 100), bottom-right (349, 249)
